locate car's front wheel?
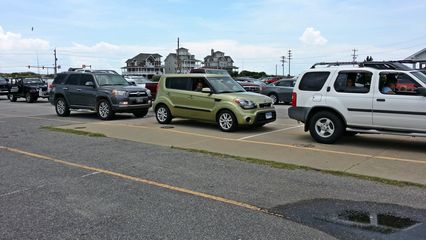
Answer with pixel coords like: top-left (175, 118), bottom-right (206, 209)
top-left (217, 110), bottom-right (237, 132)
top-left (309, 111), bottom-right (344, 144)
top-left (55, 97), bottom-right (70, 117)
top-left (155, 104), bottom-right (172, 124)
top-left (25, 93), bottom-right (34, 103)
top-left (133, 108), bottom-right (149, 118)
top-left (9, 94), bottom-right (17, 102)
top-left (97, 99), bottom-right (114, 120)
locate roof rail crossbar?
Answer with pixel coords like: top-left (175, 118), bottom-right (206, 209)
top-left (311, 62), bottom-right (360, 69)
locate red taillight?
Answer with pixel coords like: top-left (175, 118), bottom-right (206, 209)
top-left (49, 84), bottom-right (55, 89)
top-left (291, 92), bottom-right (297, 107)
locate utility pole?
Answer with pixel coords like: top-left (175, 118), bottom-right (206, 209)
top-left (54, 48), bottom-right (58, 75)
top-left (177, 37), bottom-right (181, 73)
top-left (280, 56), bottom-right (286, 77)
top-left (275, 64), bottom-right (277, 76)
top-left (287, 50), bottom-right (292, 77)
top-left (352, 49), bottom-right (358, 63)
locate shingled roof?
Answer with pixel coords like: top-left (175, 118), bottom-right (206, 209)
top-left (126, 53), bottom-right (162, 64)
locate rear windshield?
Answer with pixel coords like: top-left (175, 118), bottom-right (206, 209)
top-left (0, 77), bottom-right (7, 83)
top-left (298, 72), bottom-right (330, 91)
top-left (23, 78), bottom-right (44, 84)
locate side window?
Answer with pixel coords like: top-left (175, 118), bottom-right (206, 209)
top-left (298, 72), bottom-right (330, 91)
top-left (277, 81), bottom-right (291, 87)
top-left (65, 74), bottom-right (81, 85)
top-left (379, 73), bottom-right (421, 95)
top-left (333, 71), bottom-right (372, 94)
top-left (52, 74), bottom-right (67, 84)
top-left (165, 77), bottom-right (192, 91)
top-left (80, 74), bottom-right (95, 86)
top-left (192, 78), bottom-right (208, 91)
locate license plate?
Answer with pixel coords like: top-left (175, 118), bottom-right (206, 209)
top-left (265, 112), bottom-right (273, 119)
top-left (135, 97), bottom-right (144, 103)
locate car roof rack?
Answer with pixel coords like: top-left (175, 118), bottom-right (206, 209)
top-left (311, 61), bottom-right (414, 71)
top-left (67, 68), bottom-right (119, 74)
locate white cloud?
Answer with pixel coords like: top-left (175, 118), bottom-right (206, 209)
top-left (299, 27), bottom-right (328, 45)
top-left (0, 26), bottom-right (50, 51)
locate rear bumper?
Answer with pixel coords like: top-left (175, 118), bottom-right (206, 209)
top-left (288, 107), bottom-right (310, 122)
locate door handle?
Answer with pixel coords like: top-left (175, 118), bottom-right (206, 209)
top-left (188, 95), bottom-right (193, 99)
top-left (376, 98), bottom-right (385, 102)
top-left (63, 87), bottom-right (69, 90)
top-left (76, 89), bottom-right (82, 91)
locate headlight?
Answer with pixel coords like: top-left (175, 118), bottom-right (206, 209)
top-left (112, 89), bottom-right (127, 97)
top-left (234, 98), bottom-right (256, 109)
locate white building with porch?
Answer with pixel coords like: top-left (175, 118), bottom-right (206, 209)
top-left (405, 48), bottom-right (426, 69)
top-left (164, 48), bottom-right (201, 74)
top-left (121, 53), bottom-right (164, 79)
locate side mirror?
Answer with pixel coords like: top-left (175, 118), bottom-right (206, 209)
top-left (201, 87), bottom-right (212, 93)
top-left (85, 81), bottom-right (95, 88)
top-left (129, 81), bottom-right (136, 86)
top-left (416, 87), bottom-right (426, 96)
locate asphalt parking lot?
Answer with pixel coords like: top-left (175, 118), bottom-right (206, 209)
top-left (45, 102), bottom-right (426, 185)
top-left (0, 97), bottom-right (426, 239)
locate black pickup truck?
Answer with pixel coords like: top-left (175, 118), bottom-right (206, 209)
top-left (9, 78), bottom-right (48, 103)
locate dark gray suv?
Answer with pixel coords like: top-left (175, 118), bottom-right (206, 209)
top-left (49, 71), bottom-right (152, 120)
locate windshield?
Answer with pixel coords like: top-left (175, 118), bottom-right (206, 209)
top-left (206, 77), bottom-right (245, 93)
top-left (205, 69), bottom-right (231, 77)
top-left (96, 74), bottom-right (130, 86)
top-left (411, 71), bottom-right (426, 85)
top-left (0, 77), bottom-right (6, 83)
top-left (23, 78), bottom-right (44, 84)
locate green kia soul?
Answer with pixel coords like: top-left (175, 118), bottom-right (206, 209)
top-left (153, 74), bottom-right (276, 131)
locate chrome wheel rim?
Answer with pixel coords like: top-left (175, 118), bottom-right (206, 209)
top-left (157, 107), bottom-right (168, 122)
top-left (269, 94), bottom-right (277, 103)
top-left (98, 101), bottom-right (110, 118)
top-left (315, 117), bottom-right (335, 138)
top-left (56, 100), bottom-right (65, 114)
top-left (219, 113), bottom-right (233, 130)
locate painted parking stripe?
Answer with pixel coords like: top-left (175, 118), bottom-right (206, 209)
top-left (94, 122), bottom-right (426, 165)
top-left (0, 146), bottom-right (284, 218)
top-left (238, 125), bottom-right (303, 140)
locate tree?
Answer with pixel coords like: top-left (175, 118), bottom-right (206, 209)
top-left (365, 56), bottom-right (374, 62)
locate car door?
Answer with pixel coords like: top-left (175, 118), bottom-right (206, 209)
top-left (186, 77), bottom-right (216, 120)
top-left (63, 74), bottom-right (82, 106)
top-left (164, 77), bottom-right (193, 117)
top-left (275, 80), bottom-right (294, 102)
top-left (372, 71), bottom-right (426, 131)
top-left (328, 71), bottom-right (374, 127)
top-left (75, 74), bottom-right (97, 108)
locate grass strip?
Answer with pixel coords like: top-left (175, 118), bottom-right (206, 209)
top-left (172, 146), bottom-right (426, 189)
top-left (41, 126), bottom-right (106, 138)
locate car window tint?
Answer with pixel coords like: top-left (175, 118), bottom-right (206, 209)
top-left (80, 74), bottom-right (95, 86)
top-left (379, 72), bottom-right (421, 96)
top-left (298, 72), bottom-right (330, 91)
top-left (65, 74), bottom-right (81, 85)
top-left (53, 74), bottom-right (67, 84)
top-left (334, 71), bottom-right (372, 94)
top-left (165, 77), bottom-right (192, 91)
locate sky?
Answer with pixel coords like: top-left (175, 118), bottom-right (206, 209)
top-left (0, 0), bottom-right (425, 75)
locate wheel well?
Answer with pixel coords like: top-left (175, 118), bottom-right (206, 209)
top-left (54, 94), bottom-right (65, 101)
top-left (305, 107), bottom-right (347, 131)
top-left (155, 103), bottom-right (167, 111)
top-left (96, 96), bottom-right (109, 105)
top-left (216, 108), bottom-right (235, 120)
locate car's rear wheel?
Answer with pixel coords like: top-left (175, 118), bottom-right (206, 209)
top-left (133, 108), bottom-right (149, 118)
top-left (155, 104), bottom-right (172, 124)
top-left (217, 110), bottom-right (237, 132)
top-left (55, 97), bottom-right (70, 117)
top-left (268, 93), bottom-right (279, 104)
top-left (309, 111), bottom-right (344, 144)
top-left (97, 99), bottom-right (114, 120)
top-left (26, 93), bottom-right (33, 103)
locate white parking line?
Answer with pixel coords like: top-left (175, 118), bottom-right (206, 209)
top-left (238, 125), bottom-right (303, 140)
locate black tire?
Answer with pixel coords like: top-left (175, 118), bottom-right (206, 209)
top-left (133, 108), bottom-right (149, 118)
top-left (97, 99), bottom-right (114, 120)
top-left (268, 93), bottom-right (279, 104)
top-left (26, 93), bottom-right (32, 103)
top-left (155, 104), bottom-right (172, 124)
top-left (55, 97), bottom-right (70, 117)
top-left (217, 110), bottom-right (238, 132)
top-left (9, 94), bottom-right (17, 102)
top-left (7, 94), bottom-right (11, 100)
top-left (309, 111), bottom-right (344, 144)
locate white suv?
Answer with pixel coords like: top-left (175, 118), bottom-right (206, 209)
top-left (288, 61), bottom-right (426, 144)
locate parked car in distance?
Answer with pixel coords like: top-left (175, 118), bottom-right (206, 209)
top-left (289, 61), bottom-right (426, 144)
top-left (0, 76), bottom-right (10, 97)
top-left (261, 76), bottom-right (282, 84)
top-left (263, 79), bottom-right (296, 104)
top-left (124, 75), bottom-right (152, 96)
top-left (8, 78), bottom-right (48, 103)
top-left (153, 74), bottom-right (276, 132)
top-left (235, 77), bottom-right (262, 93)
top-left (49, 71), bottom-right (152, 120)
